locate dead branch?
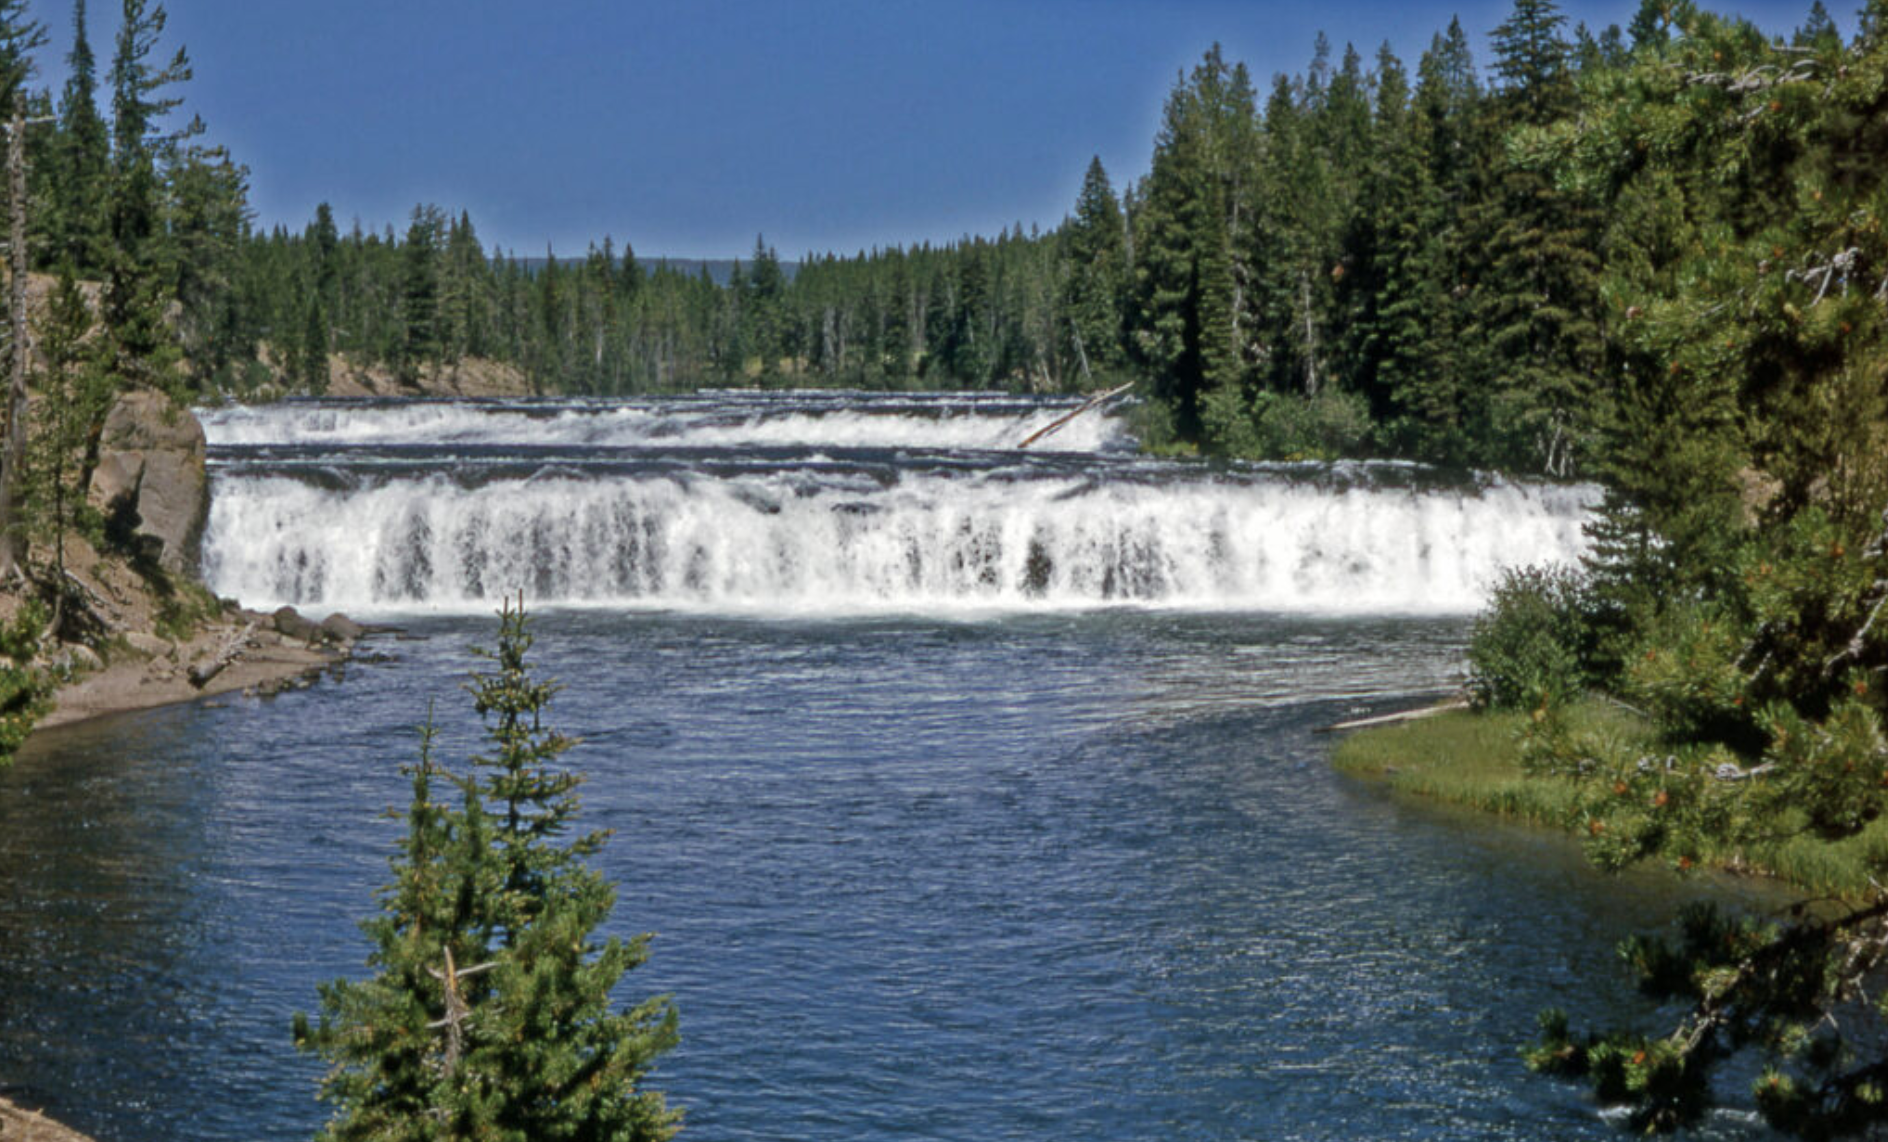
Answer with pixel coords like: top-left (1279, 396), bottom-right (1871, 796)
top-left (425, 946), bottom-right (498, 1073)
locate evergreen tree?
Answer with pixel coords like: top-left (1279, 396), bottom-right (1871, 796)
top-left (298, 294), bottom-right (329, 393)
top-left (1133, 45), bottom-right (1258, 443)
top-left (397, 206), bottom-right (442, 386)
top-left (1472, 0), bottom-right (1603, 474)
top-left (1499, 15), bottom-right (1888, 1134)
top-left (1061, 158), bottom-right (1129, 384)
top-left (0, 0), bottom-right (42, 122)
top-left (167, 130), bottom-right (252, 389)
top-left (104, 0), bottom-right (191, 391)
top-left (744, 234), bottom-right (787, 380)
top-left (49, 0), bottom-right (107, 273)
top-left (29, 266), bottom-right (108, 629)
top-left (296, 600), bottom-right (680, 1141)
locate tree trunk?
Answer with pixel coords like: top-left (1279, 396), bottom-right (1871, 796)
top-left (0, 112), bottom-right (29, 577)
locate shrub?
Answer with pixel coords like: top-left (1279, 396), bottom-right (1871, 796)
top-left (1230, 389), bottom-right (1374, 461)
top-left (1467, 564), bottom-right (1595, 709)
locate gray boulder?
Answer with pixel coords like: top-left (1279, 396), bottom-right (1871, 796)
top-left (319, 613), bottom-right (365, 643)
top-left (87, 391), bottom-right (209, 575)
top-left (273, 606), bottom-right (321, 642)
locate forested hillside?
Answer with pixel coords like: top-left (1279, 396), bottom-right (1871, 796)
top-left (15, 0), bottom-right (1868, 479)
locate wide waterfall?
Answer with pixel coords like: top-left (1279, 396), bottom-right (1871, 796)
top-left (199, 393), bottom-right (1595, 615)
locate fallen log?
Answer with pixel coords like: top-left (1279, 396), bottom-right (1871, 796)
top-left (1317, 698), bottom-right (1470, 734)
top-left (188, 621), bottom-right (258, 689)
top-left (1018, 381), bottom-right (1134, 449)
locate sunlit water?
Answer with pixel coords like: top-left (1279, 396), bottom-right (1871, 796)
top-left (0, 396), bottom-right (1780, 1139)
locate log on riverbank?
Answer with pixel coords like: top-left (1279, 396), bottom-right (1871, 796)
top-left (1317, 698), bottom-right (1470, 734)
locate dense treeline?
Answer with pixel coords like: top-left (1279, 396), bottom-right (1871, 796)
top-left (12, 0), bottom-right (1853, 479)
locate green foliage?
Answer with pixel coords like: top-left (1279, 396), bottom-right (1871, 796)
top-left (1466, 564), bottom-right (1594, 709)
top-left (296, 600), bottom-right (679, 1142)
top-left (0, 596), bottom-right (45, 661)
top-left (0, 598), bottom-right (52, 765)
top-left (152, 577), bottom-right (219, 642)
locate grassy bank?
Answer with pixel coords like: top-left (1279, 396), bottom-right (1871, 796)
top-left (1331, 702), bottom-right (1888, 898)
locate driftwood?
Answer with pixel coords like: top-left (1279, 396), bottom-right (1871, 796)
top-left (1018, 381), bottom-right (1134, 449)
top-left (187, 621), bottom-right (257, 689)
top-left (1318, 698), bottom-right (1470, 734)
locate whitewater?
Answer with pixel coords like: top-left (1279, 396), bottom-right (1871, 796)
top-left (198, 392), bottom-right (1595, 616)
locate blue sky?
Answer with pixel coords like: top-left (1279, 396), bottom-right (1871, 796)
top-left (39, 0), bottom-right (1844, 260)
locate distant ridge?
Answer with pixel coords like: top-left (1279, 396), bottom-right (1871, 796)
top-left (512, 256), bottom-right (799, 286)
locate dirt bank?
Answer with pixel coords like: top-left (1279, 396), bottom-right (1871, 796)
top-left (0, 1095), bottom-right (94, 1142)
top-left (37, 609), bottom-right (356, 731)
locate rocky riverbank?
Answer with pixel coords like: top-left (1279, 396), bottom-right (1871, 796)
top-left (7, 389), bottom-right (369, 735)
top-left (38, 603), bottom-right (365, 731)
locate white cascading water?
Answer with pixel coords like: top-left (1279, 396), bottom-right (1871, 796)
top-left (197, 392), bottom-right (1134, 454)
top-left (199, 395), bottom-right (1595, 616)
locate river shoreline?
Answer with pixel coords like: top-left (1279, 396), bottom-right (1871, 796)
top-left (37, 609), bottom-right (357, 734)
top-left (0, 1094), bottom-right (94, 1142)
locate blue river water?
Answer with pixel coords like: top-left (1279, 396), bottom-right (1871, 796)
top-left (0, 608), bottom-right (1784, 1141)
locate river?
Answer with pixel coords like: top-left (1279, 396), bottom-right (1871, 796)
top-left (0, 394), bottom-right (1778, 1139)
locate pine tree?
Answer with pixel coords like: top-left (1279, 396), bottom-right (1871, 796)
top-left (30, 266), bottom-right (108, 629)
top-left (1132, 45), bottom-right (1258, 443)
top-left (296, 600), bottom-right (680, 1141)
top-left (1472, 0), bottom-right (1603, 474)
top-left (298, 293), bottom-right (329, 393)
top-left (104, 0), bottom-right (191, 391)
top-left (1060, 156), bottom-right (1128, 385)
top-left (0, 0), bottom-right (42, 123)
top-left (745, 234), bottom-right (787, 380)
top-left (167, 130), bottom-right (252, 389)
top-left (397, 206), bottom-right (442, 386)
top-left (1505, 15), bottom-right (1888, 1134)
top-left (50, 0), bottom-right (107, 273)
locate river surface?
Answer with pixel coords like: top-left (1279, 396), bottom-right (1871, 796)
top-left (0, 395), bottom-right (1780, 1139)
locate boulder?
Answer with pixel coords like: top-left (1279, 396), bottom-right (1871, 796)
top-left (50, 643), bottom-right (102, 673)
top-left (319, 613), bottom-right (365, 643)
top-left (273, 606), bottom-right (321, 642)
top-left (86, 391), bottom-right (209, 575)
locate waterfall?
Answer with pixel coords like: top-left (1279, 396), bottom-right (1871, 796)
top-left (200, 394), bottom-right (1592, 616)
top-left (197, 391), bottom-right (1136, 455)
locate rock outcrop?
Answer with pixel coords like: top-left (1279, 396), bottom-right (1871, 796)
top-left (87, 391), bottom-right (209, 575)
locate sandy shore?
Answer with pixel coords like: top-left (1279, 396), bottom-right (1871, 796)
top-left (0, 1096), bottom-right (94, 1142)
top-left (38, 616), bottom-right (355, 732)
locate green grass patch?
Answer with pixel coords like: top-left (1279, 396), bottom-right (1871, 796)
top-left (1331, 701), bottom-right (1888, 898)
top-left (1331, 704), bottom-right (1594, 828)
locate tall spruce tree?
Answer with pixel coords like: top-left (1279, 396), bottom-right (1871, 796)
top-left (0, 0), bottom-right (42, 123)
top-left (50, 0), bottom-right (107, 273)
top-left (1473, 0), bottom-right (1603, 474)
top-left (1133, 45), bottom-right (1258, 443)
top-left (1060, 156), bottom-right (1128, 384)
top-left (397, 205), bottom-right (442, 386)
top-left (296, 600), bottom-right (680, 1141)
top-left (104, 0), bottom-right (191, 390)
